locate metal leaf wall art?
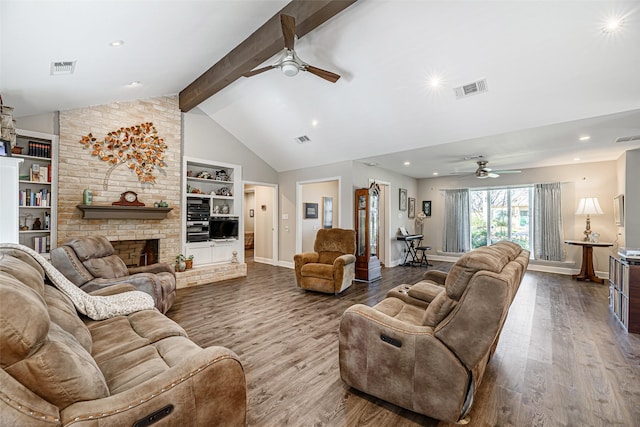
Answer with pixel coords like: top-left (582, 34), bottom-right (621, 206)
top-left (79, 122), bottom-right (167, 190)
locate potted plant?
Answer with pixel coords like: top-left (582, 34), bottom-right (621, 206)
top-left (175, 254), bottom-right (186, 272)
top-left (185, 255), bottom-right (194, 270)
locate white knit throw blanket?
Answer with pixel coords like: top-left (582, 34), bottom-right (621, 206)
top-left (0, 243), bottom-right (156, 320)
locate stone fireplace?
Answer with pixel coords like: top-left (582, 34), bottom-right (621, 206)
top-left (56, 96), bottom-right (181, 264)
top-left (112, 239), bottom-right (159, 267)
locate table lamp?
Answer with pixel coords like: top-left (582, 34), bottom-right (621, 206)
top-left (575, 197), bottom-right (603, 242)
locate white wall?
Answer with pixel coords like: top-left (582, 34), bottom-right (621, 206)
top-left (183, 108), bottom-right (278, 184)
top-left (623, 149), bottom-right (640, 248)
top-left (417, 160), bottom-right (620, 272)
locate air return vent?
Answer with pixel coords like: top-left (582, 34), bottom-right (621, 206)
top-left (294, 135), bottom-right (311, 144)
top-left (454, 78), bottom-right (488, 99)
top-left (615, 135), bottom-right (640, 143)
top-left (50, 61), bottom-right (76, 75)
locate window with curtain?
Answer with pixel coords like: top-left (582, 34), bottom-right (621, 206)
top-left (443, 189), bottom-right (470, 252)
top-left (533, 182), bottom-right (564, 261)
top-left (470, 187), bottom-right (532, 250)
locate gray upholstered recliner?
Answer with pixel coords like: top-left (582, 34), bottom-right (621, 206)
top-left (339, 241), bottom-right (530, 423)
top-left (51, 236), bottom-right (176, 313)
top-left (294, 228), bottom-right (356, 294)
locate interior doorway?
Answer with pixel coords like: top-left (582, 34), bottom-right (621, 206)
top-left (243, 182), bottom-right (278, 265)
top-left (296, 177), bottom-right (341, 254)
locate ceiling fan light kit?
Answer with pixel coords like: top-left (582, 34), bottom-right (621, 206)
top-left (244, 14), bottom-right (340, 83)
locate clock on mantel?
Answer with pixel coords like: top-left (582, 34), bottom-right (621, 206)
top-left (112, 191), bottom-right (145, 206)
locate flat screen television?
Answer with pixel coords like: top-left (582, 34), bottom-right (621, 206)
top-left (209, 218), bottom-right (239, 239)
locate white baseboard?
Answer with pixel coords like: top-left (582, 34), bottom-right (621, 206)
top-left (254, 256), bottom-right (276, 265)
top-left (279, 260), bottom-right (294, 269)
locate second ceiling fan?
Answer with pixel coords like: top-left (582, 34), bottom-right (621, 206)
top-left (243, 14), bottom-right (341, 83)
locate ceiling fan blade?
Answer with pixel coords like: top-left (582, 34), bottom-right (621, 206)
top-left (487, 173), bottom-right (500, 178)
top-left (281, 15), bottom-right (296, 50)
top-left (493, 170), bottom-right (521, 174)
top-left (243, 65), bottom-right (275, 78)
top-left (305, 65), bottom-right (341, 83)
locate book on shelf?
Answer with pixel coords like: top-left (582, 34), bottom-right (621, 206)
top-left (33, 236), bottom-right (50, 254)
top-left (19, 188), bottom-right (48, 207)
top-left (27, 141), bottom-right (51, 158)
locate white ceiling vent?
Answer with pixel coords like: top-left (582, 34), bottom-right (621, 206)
top-left (454, 78), bottom-right (488, 99)
top-left (50, 61), bottom-right (76, 76)
top-left (615, 135), bottom-right (640, 143)
top-left (294, 135), bottom-right (311, 144)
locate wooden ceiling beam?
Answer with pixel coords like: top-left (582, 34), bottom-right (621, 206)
top-left (179, 0), bottom-right (358, 112)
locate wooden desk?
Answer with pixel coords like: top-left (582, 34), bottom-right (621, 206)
top-left (565, 240), bottom-right (613, 283)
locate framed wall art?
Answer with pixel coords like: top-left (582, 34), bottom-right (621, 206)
top-left (423, 200), bottom-right (432, 217)
top-left (304, 202), bottom-right (318, 219)
top-left (408, 197), bottom-right (415, 218)
top-left (399, 188), bottom-right (407, 211)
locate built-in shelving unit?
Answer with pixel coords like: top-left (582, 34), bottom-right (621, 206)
top-left (609, 255), bottom-right (640, 333)
top-left (14, 129), bottom-right (58, 256)
top-left (182, 157), bottom-right (243, 266)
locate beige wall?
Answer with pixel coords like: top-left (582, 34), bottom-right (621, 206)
top-left (254, 185), bottom-right (275, 260)
top-left (623, 149), bottom-right (640, 248)
top-left (15, 112), bottom-right (58, 134)
top-left (417, 160), bottom-right (620, 273)
top-left (57, 96), bottom-right (182, 264)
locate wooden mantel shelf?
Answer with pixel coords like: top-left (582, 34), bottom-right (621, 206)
top-left (76, 205), bottom-right (172, 220)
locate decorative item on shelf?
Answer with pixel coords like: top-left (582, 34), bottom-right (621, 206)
top-left (185, 255), bottom-right (194, 270)
top-left (19, 214), bottom-right (32, 231)
top-left (175, 254), bottom-right (186, 272)
top-left (158, 200), bottom-right (168, 208)
top-left (112, 191), bottom-right (145, 206)
top-left (186, 170), bottom-right (193, 177)
top-left (590, 232), bottom-right (600, 243)
top-left (11, 146), bottom-right (22, 155)
top-left (196, 171), bottom-right (212, 179)
top-left (83, 188), bottom-right (93, 205)
top-left (32, 218), bottom-right (42, 230)
top-left (221, 203), bottom-right (230, 214)
top-left (79, 122), bottom-right (167, 190)
top-left (231, 250), bottom-right (239, 264)
top-left (575, 197), bottom-right (603, 242)
top-left (217, 187), bottom-right (231, 196)
top-left (0, 97), bottom-right (17, 148)
top-left (189, 186), bottom-right (202, 194)
top-left (215, 170), bottom-right (228, 181)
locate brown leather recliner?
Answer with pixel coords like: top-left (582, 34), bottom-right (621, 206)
top-left (294, 228), bottom-right (356, 294)
top-left (339, 241), bottom-right (530, 423)
top-left (51, 236), bottom-right (176, 313)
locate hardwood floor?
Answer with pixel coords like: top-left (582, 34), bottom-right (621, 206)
top-left (166, 260), bottom-right (640, 427)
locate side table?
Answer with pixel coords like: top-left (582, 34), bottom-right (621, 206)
top-left (564, 240), bottom-right (613, 283)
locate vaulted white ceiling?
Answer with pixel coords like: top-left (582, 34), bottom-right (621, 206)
top-left (2, 1), bottom-right (639, 177)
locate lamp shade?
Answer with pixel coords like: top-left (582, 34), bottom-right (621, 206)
top-left (575, 197), bottom-right (604, 215)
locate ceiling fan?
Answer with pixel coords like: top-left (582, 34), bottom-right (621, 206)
top-left (474, 160), bottom-right (521, 179)
top-left (243, 15), bottom-right (341, 83)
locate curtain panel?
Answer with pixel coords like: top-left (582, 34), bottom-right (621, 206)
top-left (443, 189), bottom-right (471, 253)
top-left (533, 182), bottom-right (564, 261)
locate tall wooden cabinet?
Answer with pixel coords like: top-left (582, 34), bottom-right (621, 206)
top-left (609, 255), bottom-right (640, 333)
top-left (354, 183), bottom-right (382, 282)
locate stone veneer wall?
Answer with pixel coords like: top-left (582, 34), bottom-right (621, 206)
top-left (57, 96), bottom-right (181, 264)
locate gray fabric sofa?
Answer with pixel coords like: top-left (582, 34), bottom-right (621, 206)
top-left (0, 248), bottom-right (246, 426)
top-left (339, 241), bottom-right (530, 423)
top-left (51, 236), bottom-right (176, 313)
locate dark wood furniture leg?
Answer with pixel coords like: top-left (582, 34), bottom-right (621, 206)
top-left (572, 245), bottom-right (603, 283)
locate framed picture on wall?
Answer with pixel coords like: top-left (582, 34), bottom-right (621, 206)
top-left (323, 197), bottom-right (333, 229)
top-left (304, 203), bottom-right (318, 219)
top-left (408, 197), bottom-right (415, 218)
top-left (422, 200), bottom-right (432, 217)
top-left (399, 188), bottom-right (407, 211)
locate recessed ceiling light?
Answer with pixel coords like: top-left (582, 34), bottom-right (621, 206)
top-left (125, 81), bottom-right (141, 87)
top-left (574, 157), bottom-right (581, 161)
top-left (579, 135), bottom-right (591, 141)
top-left (366, 162), bottom-right (378, 167)
top-left (311, 119), bottom-right (318, 127)
top-left (433, 172), bottom-right (439, 176)
top-left (110, 40), bottom-right (125, 47)
top-left (403, 161), bottom-right (411, 166)
top-left (603, 17), bottom-right (623, 33)
top-left (429, 77), bottom-right (441, 87)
